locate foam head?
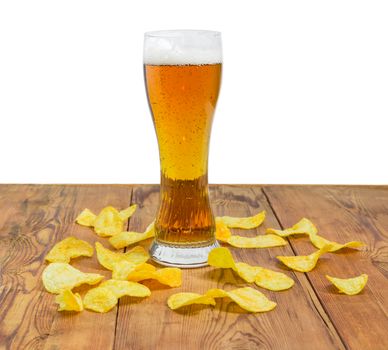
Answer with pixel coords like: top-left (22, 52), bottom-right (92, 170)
top-left (144, 30), bottom-right (222, 65)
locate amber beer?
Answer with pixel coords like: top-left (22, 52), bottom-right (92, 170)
top-left (144, 30), bottom-right (222, 267)
top-left (145, 64), bottom-right (221, 244)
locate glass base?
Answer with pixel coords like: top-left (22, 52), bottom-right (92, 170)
top-left (149, 240), bottom-right (220, 268)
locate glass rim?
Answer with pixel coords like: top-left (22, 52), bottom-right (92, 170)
top-left (144, 29), bottom-right (221, 38)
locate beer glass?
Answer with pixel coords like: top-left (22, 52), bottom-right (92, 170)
top-left (144, 30), bottom-right (222, 267)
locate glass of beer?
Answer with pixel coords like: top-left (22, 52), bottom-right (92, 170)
top-left (144, 30), bottom-right (222, 267)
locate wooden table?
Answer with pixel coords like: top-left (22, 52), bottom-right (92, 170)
top-left (0, 185), bottom-right (387, 350)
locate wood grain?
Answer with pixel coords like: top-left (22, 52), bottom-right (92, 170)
top-left (113, 185), bottom-right (343, 350)
top-left (263, 185), bottom-right (388, 350)
top-left (0, 185), bottom-right (133, 350)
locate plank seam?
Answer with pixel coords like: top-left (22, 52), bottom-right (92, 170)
top-left (261, 187), bottom-right (348, 350)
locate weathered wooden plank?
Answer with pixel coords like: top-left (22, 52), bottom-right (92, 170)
top-left (114, 185), bottom-right (343, 350)
top-left (263, 185), bottom-right (388, 350)
top-left (0, 185), bottom-right (132, 350)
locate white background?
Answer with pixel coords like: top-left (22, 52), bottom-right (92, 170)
top-left (0, 1), bottom-right (387, 184)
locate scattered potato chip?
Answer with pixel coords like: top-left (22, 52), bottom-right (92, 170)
top-left (215, 219), bottom-right (232, 242)
top-left (75, 208), bottom-right (97, 227)
top-left (95, 242), bottom-right (149, 271)
top-left (112, 262), bottom-right (156, 280)
top-left (127, 266), bottom-right (182, 287)
top-left (109, 221), bottom-right (155, 249)
top-left (309, 233), bottom-right (365, 252)
top-left (266, 218), bottom-right (318, 237)
top-left (83, 280), bottom-right (150, 313)
top-left (55, 290), bottom-right (83, 312)
top-left (326, 274), bottom-right (368, 295)
top-left (45, 237), bottom-right (94, 263)
top-left (118, 204), bottom-right (137, 221)
top-left (93, 206), bottom-right (124, 237)
top-left (208, 248), bottom-right (293, 291)
top-left (227, 234), bottom-right (287, 248)
top-left (276, 244), bottom-right (333, 272)
top-left (217, 210), bottom-right (266, 229)
top-left (167, 292), bottom-right (216, 309)
top-left (42, 262), bottom-right (104, 294)
top-left (168, 287), bottom-right (276, 313)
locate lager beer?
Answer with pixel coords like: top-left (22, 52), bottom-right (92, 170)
top-left (144, 30), bottom-right (222, 267)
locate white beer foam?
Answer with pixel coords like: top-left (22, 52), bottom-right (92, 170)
top-left (144, 30), bottom-right (222, 65)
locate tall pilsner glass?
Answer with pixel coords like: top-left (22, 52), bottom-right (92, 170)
top-left (144, 30), bottom-right (222, 267)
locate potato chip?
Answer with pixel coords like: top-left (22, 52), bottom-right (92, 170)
top-left (45, 237), bottom-right (94, 263)
top-left (42, 263), bottom-right (104, 294)
top-left (217, 210), bottom-right (266, 229)
top-left (167, 293), bottom-right (216, 309)
top-left (93, 206), bottom-right (124, 237)
top-left (112, 262), bottom-right (155, 280)
top-left (309, 233), bottom-right (365, 252)
top-left (266, 218), bottom-right (318, 237)
top-left (109, 221), bottom-right (155, 249)
top-left (83, 280), bottom-right (150, 313)
top-left (127, 267), bottom-right (182, 287)
top-left (208, 248), bottom-right (293, 291)
top-left (95, 242), bottom-right (149, 271)
top-left (326, 274), bottom-right (368, 295)
top-left (55, 290), bottom-right (83, 312)
top-left (215, 219), bottom-right (232, 242)
top-left (168, 287), bottom-right (276, 313)
top-left (118, 204), bottom-right (137, 221)
top-left (75, 208), bottom-right (97, 227)
top-left (276, 244), bottom-right (333, 272)
top-left (227, 234), bottom-right (287, 248)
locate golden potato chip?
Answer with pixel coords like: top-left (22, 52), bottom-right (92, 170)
top-left (109, 221), bottom-right (155, 249)
top-left (45, 237), bottom-right (93, 263)
top-left (326, 274), bottom-right (368, 295)
top-left (75, 208), bottom-right (97, 227)
top-left (167, 292), bottom-right (216, 310)
top-left (95, 242), bottom-right (149, 271)
top-left (84, 280), bottom-right (150, 313)
top-left (55, 290), bottom-right (83, 312)
top-left (127, 267), bottom-right (182, 287)
top-left (118, 204), bottom-right (137, 221)
top-left (266, 218), bottom-right (318, 237)
top-left (112, 262), bottom-right (156, 280)
top-left (42, 263), bottom-right (104, 294)
top-left (168, 287), bottom-right (276, 313)
top-left (276, 244), bottom-right (333, 272)
top-left (217, 210), bottom-right (266, 229)
top-left (208, 248), bottom-right (293, 291)
top-left (309, 233), bottom-right (365, 252)
top-left (93, 206), bottom-right (124, 237)
top-left (215, 219), bottom-right (232, 242)
top-left (254, 267), bottom-right (294, 291)
top-left (227, 234), bottom-right (287, 248)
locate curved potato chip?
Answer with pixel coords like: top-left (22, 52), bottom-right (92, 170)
top-left (100, 279), bottom-right (151, 298)
top-left (209, 248), bottom-right (294, 291)
top-left (109, 221), bottom-right (155, 249)
top-left (42, 263), bottom-right (104, 294)
top-left (266, 218), bottom-right (318, 237)
top-left (309, 233), bottom-right (365, 252)
top-left (217, 210), bottom-right (266, 229)
top-left (276, 244), bottom-right (333, 272)
top-left (84, 280), bottom-right (150, 313)
top-left (83, 287), bottom-right (118, 313)
top-left (168, 287), bottom-right (276, 313)
top-left (215, 219), bottom-right (232, 242)
top-left (45, 237), bottom-right (93, 263)
top-left (95, 242), bottom-right (149, 271)
top-left (254, 267), bottom-right (294, 291)
top-left (167, 292), bottom-right (216, 310)
top-left (326, 274), bottom-right (368, 295)
top-left (113, 262), bottom-right (156, 280)
top-left (55, 290), bottom-right (83, 312)
top-left (227, 234), bottom-right (287, 248)
top-left (94, 206), bottom-right (124, 237)
top-left (127, 267), bottom-right (182, 287)
top-left (76, 208), bottom-right (97, 227)
top-left (119, 204), bottom-right (137, 221)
